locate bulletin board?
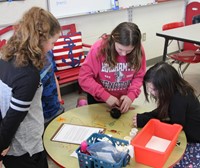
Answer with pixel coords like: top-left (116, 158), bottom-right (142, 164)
top-left (47, 0), bottom-right (112, 19)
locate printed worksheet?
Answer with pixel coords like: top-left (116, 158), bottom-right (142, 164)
top-left (51, 123), bottom-right (104, 144)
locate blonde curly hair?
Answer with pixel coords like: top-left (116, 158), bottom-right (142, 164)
top-left (0, 7), bottom-right (61, 70)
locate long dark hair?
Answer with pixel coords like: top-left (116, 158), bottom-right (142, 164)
top-left (143, 62), bottom-right (195, 119)
top-left (98, 22), bottom-right (142, 71)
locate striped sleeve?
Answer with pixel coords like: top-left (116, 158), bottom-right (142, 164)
top-left (0, 67), bottom-right (40, 153)
top-left (10, 97), bottom-right (32, 112)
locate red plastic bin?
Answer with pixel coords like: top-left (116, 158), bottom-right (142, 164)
top-left (131, 119), bottom-right (182, 168)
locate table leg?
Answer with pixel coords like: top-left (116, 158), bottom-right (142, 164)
top-left (162, 38), bottom-right (169, 61)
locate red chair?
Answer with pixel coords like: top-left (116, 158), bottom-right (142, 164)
top-left (162, 22), bottom-right (184, 53)
top-left (184, 1), bottom-right (200, 51)
top-left (0, 25), bottom-right (13, 49)
top-left (52, 24), bottom-right (91, 86)
top-left (162, 22), bottom-right (200, 77)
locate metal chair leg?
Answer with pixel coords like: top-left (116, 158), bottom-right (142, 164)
top-left (178, 63), bottom-right (184, 78)
top-left (181, 63), bottom-right (190, 74)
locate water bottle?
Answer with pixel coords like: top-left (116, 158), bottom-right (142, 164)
top-left (111, 0), bottom-right (119, 10)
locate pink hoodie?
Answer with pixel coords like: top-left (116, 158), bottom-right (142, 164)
top-left (78, 39), bottom-right (146, 103)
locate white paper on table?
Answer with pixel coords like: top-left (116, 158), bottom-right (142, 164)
top-left (51, 123), bottom-right (104, 144)
top-left (145, 136), bottom-right (171, 152)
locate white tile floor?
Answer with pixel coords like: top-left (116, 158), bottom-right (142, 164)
top-left (47, 62), bottom-right (200, 167)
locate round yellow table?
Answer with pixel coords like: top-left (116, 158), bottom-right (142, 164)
top-left (43, 104), bottom-right (187, 168)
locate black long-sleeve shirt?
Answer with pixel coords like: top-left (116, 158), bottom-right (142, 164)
top-left (137, 92), bottom-right (200, 143)
top-left (0, 58), bottom-right (44, 156)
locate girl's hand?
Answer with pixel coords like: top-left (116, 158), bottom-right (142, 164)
top-left (1, 146), bottom-right (10, 156)
top-left (120, 95), bottom-right (132, 113)
top-left (0, 146), bottom-right (10, 168)
top-left (133, 114), bottom-right (137, 127)
top-left (106, 95), bottom-right (120, 108)
top-left (0, 161), bottom-right (3, 168)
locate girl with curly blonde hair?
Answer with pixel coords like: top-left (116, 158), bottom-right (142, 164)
top-left (0, 7), bottom-right (60, 168)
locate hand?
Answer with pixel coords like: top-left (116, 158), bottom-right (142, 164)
top-left (119, 95), bottom-right (132, 113)
top-left (1, 146), bottom-right (10, 156)
top-left (0, 161), bottom-right (3, 168)
top-left (132, 114), bottom-right (137, 127)
top-left (59, 99), bottom-right (64, 105)
top-left (106, 95), bottom-right (120, 108)
top-left (0, 147), bottom-right (9, 168)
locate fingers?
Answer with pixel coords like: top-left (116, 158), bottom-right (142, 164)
top-left (120, 96), bottom-right (126, 113)
top-left (114, 99), bottom-right (120, 107)
top-left (1, 147), bottom-right (10, 156)
top-left (106, 95), bottom-right (120, 107)
top-left (107, 95), bottom-right (132, 113)
top-left (132, 115), bottom-right (137, 127)
top-left (119, 96), bottom-right (132, 113)
top-left (120, 102), bottom-right (129, 113)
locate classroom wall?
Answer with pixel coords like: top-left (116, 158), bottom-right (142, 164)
top-left (0, 0), bottom-right (47, 26)
top-left (133, 1), bottom-right (185, 60)
top-left (0, 0), bottom-right (185, 61)
top-left (58, 0), bottom-right (185, 60)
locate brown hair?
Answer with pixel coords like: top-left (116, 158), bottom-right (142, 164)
top-left (0, 7), bottom-right (61, 70)
top-left (98, 22), bottom-right (142, 71)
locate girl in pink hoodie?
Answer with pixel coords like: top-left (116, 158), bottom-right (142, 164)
top-left (78, 22), bottom-right (146, 113)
